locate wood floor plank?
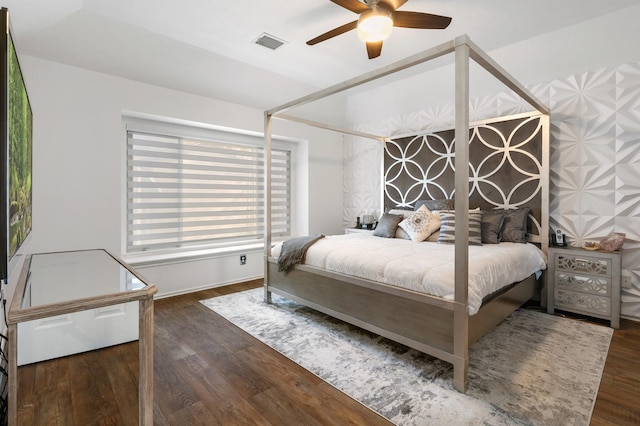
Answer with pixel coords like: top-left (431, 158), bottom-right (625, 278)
top-left (102, 344), bottom-right (139, 426)
top-left (16, 362), bottom-right (36, 411)
top-left (172, 353), bottom-right (272, 425)
top-left (153, 352), bottom-right (201, 417)
top-left (154, 311), bottom-right (197, 362)
top-left (152, 400), bottom-right (171, 426)
top-left (177, 300), bottom-right (264, 354)
top-left (236, 344), bottom-right (390, 426)
top-left (165, 400), bottom-right (217, 425)
top-left (157, 304), bottom-right (275, 401)
top-left (70, 349), bottom-right (125, 425)
top-left (591, 319), bottom-right (640, 426)
top-left (15, 280), bottom-right (639, 425)
top-left (249, 387), bottom-right (325, 426)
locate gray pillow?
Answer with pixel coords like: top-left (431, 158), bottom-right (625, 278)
top-left (388, 209), bottom-right (414, 239)
top-left (415, 198), bottom-right (454, 211)
top-left (481, 210), bottom-right (505, 244)
top-left (372, 213), bottom-right (404, 238)
top-left (499, 207), bottom-right (530, 243)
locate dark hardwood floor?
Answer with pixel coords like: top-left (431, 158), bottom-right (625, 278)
top-left (591, 316), bottom-right (640, 425)
top-left (16, 279), bottom-right (640, 425)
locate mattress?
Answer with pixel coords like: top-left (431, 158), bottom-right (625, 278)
top-left (271, 233), bottom-right (547, 315)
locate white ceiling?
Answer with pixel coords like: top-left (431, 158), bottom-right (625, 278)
top-left (4, 0), bottom-right (640, 110)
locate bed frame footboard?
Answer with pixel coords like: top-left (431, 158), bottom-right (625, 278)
top-left (265, 257), bottom-right (539, 393)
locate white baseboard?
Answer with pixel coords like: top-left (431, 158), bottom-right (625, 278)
top-left (154, 274), bottom-right (264, 300)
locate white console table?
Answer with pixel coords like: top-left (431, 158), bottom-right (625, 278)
top-left (7, 249), bottom-right (158, 425)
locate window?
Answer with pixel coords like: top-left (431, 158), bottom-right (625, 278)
top-left (126, 121), bottom-right (291, 254)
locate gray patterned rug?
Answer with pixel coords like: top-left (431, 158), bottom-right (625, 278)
top-left (201, 288), bottom-right (612, 426)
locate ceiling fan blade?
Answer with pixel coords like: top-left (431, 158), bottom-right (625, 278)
top-left (307, 21), bottom-right (358, 45)
top-left (330, 0), bottom-right (370, 14)
top-left (378, 0), bottom-right (408, 11)
top-left (393, 11), bottom-right (452, 29)
top-left (366, 40), bottom-right (383, 59)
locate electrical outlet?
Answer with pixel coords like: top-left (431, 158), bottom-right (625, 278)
top-left (622, 276), bottom-right (633, 289)
top-left (240, 254), bottom-right (247, 265)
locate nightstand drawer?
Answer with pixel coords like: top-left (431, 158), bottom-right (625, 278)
top-left (555, 289), bottom-right (611, 316)
top-left (555, 254), bottom-right (612, 278)
top-left (555, 272), bottom-right (610, 296)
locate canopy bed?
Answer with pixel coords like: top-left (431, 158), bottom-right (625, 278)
top-left (263, 35), bottom-right (549, 393)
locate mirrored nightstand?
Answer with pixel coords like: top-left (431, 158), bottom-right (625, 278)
top-left (547, 246), bottom-right (621, 329)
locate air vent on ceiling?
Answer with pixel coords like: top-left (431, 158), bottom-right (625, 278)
top-left (254, 33), bottom-right (287, 50)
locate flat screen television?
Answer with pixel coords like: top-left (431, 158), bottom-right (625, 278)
top-left (0, 8), bottom-right (33, 285)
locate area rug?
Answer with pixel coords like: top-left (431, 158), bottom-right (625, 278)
top-left (201, 288), bottom-right (612, 426)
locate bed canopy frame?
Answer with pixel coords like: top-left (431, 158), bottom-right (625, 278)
top-left (263, 34), bottom-right (549, 392)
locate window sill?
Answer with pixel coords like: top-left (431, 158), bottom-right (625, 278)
top-left (123, 242), bottom-right (265, 267)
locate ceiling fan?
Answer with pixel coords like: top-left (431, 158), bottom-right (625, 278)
top-left (307, 0), bottom-right (452, 59)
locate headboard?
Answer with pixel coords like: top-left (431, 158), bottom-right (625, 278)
top-left (384, 113), bottom-right (549, 245)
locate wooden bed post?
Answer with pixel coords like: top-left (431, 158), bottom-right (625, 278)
top-left (264, 112), bottom-right (273, 303)
top-left (453, 35), bottom-right (470, 393)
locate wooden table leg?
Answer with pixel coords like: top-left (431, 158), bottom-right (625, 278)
top-left (139, 297), bottom-right (154, 426)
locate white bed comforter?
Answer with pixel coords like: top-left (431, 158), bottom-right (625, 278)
top-left (271, 233), bottom-right (547, 315)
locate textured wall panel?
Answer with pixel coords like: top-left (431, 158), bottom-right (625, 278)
top-left (343, 134), bottom-right (383, 228)
top-left (344, 61), bottom-right (640, 318)
top-left (614, 63), bottom-right (640, 318)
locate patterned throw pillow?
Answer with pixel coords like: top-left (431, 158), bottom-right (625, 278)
top-left (425, 210), bottom-right (443, 242)
top-left (398, 205), bottom-right (440, 242)
top-left (437, 210), bottom-right (484, 245)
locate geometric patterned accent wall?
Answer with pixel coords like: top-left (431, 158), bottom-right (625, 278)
top-left (343, 134), bottom-right (384, 226)
top-left (384, 115), bottom-right (547, 241)
top-left (344, 61), bottom-right (640, 319)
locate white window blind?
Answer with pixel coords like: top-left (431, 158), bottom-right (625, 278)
top-left (127, 130), bottom-right (291, 253)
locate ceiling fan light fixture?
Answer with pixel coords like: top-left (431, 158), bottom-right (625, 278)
top-left (357, 7), bottom-right (393, 42)
top-left (307, 0), bottom-right (452, 60)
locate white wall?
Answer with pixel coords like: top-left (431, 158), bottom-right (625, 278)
top-left (345, 3), bottom-right (640, 125)
top-left (4, 56), bottom-right (343, 304)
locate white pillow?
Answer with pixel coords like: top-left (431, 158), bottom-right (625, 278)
top-left (426, 210), bottom-right (442, 242)
top-left (398, 205), bottom-right (440, 242)
top-left (388, 209), bottom-right (414, 239)
top-left (426, 230), bottom-right (440, 242)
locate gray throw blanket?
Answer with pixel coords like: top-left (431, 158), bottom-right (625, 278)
top-left (277, 234), bottom-right (325, 274)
